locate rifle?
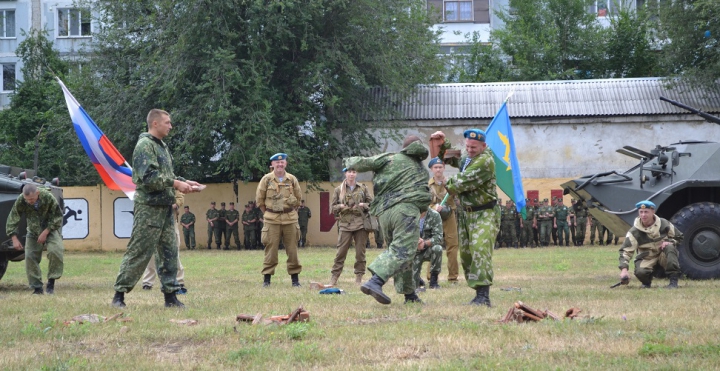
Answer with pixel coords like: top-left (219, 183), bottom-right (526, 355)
top-left (660, 96), bottom-right (720, 125)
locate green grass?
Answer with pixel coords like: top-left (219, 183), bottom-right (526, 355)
top-left (1, 246), bottom-right (719, 370)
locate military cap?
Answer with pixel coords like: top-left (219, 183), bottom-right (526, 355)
top-left (463, 129), bottom-right (486, 142)
top-left (533, 198), bottom-right (538, 202)
top-left (543, 198), bottom-right (548, 202)
top-left (220, 202), bottom-right (226, 206)
top-left (270, 153), bottom-right (287, 161)
top-left (525, 198), bottom-right (529, 202)
top-left (229, 202), bottom-right (234, 205)
top-left (428, 157), bottom-right (444, 168)
top-left (183, 205), bottom-right (189, 209)
top-left (211, 201), bottom-right (216, 205)
top-left (636, 200), bottom-right (656, 209)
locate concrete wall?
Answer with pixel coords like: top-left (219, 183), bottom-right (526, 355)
top-left (61, 178), bottom-right (574, 251)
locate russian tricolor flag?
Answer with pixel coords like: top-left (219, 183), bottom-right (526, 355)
top-left (57, 78), bottom-right (136, 200)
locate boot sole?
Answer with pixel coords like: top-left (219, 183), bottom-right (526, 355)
top-left (360, 285), bottom-right (391, 305)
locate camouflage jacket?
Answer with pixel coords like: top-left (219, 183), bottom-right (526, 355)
top-left (501, 207), bottom-right (517, 222)
top-left (343, 140), bottom-right (431, 216)
top-left (256, 171), bottom-right (302, 225)
top-left (575, 206), bottom-right (588, 220)
top-left (525, 206), bottom-right (536, 223)
top-left (297, 206), bottom-right (312, 225)
top-left (554, 205), bottom-right (570, 223)
top-left (420, 208), bottom-right (444, 247)
top-left (180, 212), bottom-right (195, 229)
top-left (225, 209), bottom-right (240, 225)
top-left (619, 216), bottom-right (683, 270)
top-left (6, 189), bottom-right (63, 238)
top-left (332, 182), bottom-right (372, 231)
top-left (440, 140), bottom-right (498, 209)
top-left (242, 210), bottom-right (257, 230)
top-left (206, 208), bottom-right (219, 225)
top-left (537, 206), bottom-right (554, 221)
top-left (132, 133), bottom-right (185, 206)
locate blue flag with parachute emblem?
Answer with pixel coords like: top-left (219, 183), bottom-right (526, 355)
top-left (485, 102), bottom-right (526, 216)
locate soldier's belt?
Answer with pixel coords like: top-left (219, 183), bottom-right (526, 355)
top-left (463, 201), bottom-right (497, 213)
top-left (269, 208), bottom-right (295, 214)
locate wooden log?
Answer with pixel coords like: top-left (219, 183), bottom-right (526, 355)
top-left (236, 314), bottom-right (256, 322)
top-left (251, 313), bottom-right (263, 325)
top-left (516, 301), bottom-right (546, 319)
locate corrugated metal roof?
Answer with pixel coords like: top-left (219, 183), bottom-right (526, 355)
top-left (376, 78), bottom-right (720, 119)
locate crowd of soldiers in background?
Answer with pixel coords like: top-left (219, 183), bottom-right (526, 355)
top-left (497, 197), bottom-right (620, 249)
top-left (177, 200), bottom-right (312, 251)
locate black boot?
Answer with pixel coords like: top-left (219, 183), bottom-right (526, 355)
top-left (263, 274), bottom-right (271, 287)
top-left (46, 279), bottom-right (55, 295)
top-left (470, 286), bottom-right (491, 307)
top-left (164, 292), bottom-right (185, 308)
top-left (112, 291), bottom-right (126, 308)
top-left (360, 274), bottom-right (391, 305)
top-left (32, 287), bottom-right (44, 295)
top-left (666, 275), bottom-right (679, 289)
top-left (640, 280), bottom-right (652, 289)
top-left (429, 272), bottom-right (440, 289)
top-left (404, 292), bottom-right (423, 304)
top-left (291, 273), bottom-right (301, 287)
top-left (418, 278), bottom-right (426, 288)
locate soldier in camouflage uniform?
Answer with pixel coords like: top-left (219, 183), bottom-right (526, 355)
top-left (495, 198), bottom-right (503, 248)
top-left (6, 184), bottom-right (64, 295)
top-left (297, 200), bottom-right (311, 247)
top-left (256, 153), bottom-right (303, 287)
top-left (225, 202), bottom-right (242, 250)
top-left (112, 109), bottom-right (201, 308)
top-left (589, 214), bottom-right (603, 245)
top-left (180, 205), bottom-right (196, 249)
top-left (568, 199), bottom-right (577, 245)
top-left (619, 200), bottom-right (683, 288)
top-left (329, 169), bottom-right (373, 285)
top-left (521, 198), bottom-right (535, 248)
top-left (374, 226), bottom-right (384, 249)
top-left (551, 197), bottom-right (559, 246)
top-left (554, 199), bottom-right (570, 246)
top-left (242, 204), bottom-right (257, 249)
top-left (345, 135), bottom-right (431, 305)
top-left (432, 129), bottom-right (500, 307)
top-left (574, 200), bottom-right (589, 246)
top-left (218, 202), bottom-right (228, 249)
top-left (501, 200), bottom-right (518, 248)
top-left (537, 199), bottom-right (554, 247)
top-left (428, 157), bottom-right (460, 283)
top-left (408, 207), bottom-right (444, 290)
top-left (142, 190), bottom-right (187, 293)
top-left (206, 202), bottom-right (220, 249)
top-left (252, 201), bottom-right (263, 249)
top-left (532, 198), bottom-right (540, 247)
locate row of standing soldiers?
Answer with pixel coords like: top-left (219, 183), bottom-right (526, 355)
top-left (202, 200), bottom-right (268, 250)
top-left (498, 197), bottom-right (620, 248)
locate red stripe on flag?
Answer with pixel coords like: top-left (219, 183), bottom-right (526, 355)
top-left (93, 163), bottom-right (121, 190)
top-left (99, 135), bottom-right (127, 166)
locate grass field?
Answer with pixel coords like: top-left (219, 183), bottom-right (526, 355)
top-left (1, 246), bottom-right (719, 370)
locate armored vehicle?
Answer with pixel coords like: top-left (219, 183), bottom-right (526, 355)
top-left (0, 165), bottom-right (63, 282)
top-left (561, 97), bottom-right (720, 279)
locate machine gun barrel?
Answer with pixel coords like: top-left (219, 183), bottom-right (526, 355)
top-left (660, 96), bottom-right (720, 125)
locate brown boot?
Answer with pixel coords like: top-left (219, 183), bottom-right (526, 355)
top-left (355, 274), bottom-right (363, 285)
top-left (329, 273), bottom-right (340, 286)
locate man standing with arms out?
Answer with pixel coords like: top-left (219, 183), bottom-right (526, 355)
top-left (6, 184), bottom-right (64, 295)
top-left (256, 153), bottom-right (303, 287)
top-left (619, 200), bottom-right (683, 288)
top-left (218, 202), bottom-right (228, 249)
top-left (432, 129), bottom-right (500, 307)
top-left (329, 168), bottom-right (373, 286)
top-left (297, 200), bottom-right (311, 247)
top-left (428, 157), bottom-right (459, 284)
top-left (112, 108), bottom-right (201, 308)
top-left (206, 202), bottom-right (219, 249)
top-left (554, 198), bottom-right (570, 247)
top-left (181, 205), bottom-right (196, 250)
top-left (345, 135), bottom-right (431, 305)
top-left (242, 204), bottom-right (257, 250)
top-left (225, 202), bottom-right (241, 250)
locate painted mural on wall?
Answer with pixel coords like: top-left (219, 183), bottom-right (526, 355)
top-left (62, 199), bottom-right (88, 239)
top-left (113, 197), bottom-right (134, 238)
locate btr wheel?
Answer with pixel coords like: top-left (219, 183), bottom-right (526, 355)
top-left (670, 202), bottom-right (720, 279)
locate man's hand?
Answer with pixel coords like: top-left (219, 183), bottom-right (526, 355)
top-left (430, 131), bottom-right (445, 141)
top-left (11, 236), bottom-right (23, 251)
top-left (660, 241), bottom-right (671, 250)
top-left (434, 204), bottom-right (443, 213)
top-left (174, 180), bottom-right (193, 193)
top-left (37, 229), bottom-right (50, 245)
top-left (209, 222), bottom-right (214, 227)
top-left (417, 238), bottom-right (425, 251)
top-left (620, 268), bottom-right (630, 284)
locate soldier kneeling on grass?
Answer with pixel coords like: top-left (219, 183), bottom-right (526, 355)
top-left (618, 200), bottom-right (683, 289)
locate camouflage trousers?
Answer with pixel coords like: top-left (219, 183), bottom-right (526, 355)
top-left (589, 220), bottom-right (602, 243)
top-left (408, 244), bottom-right (442, 289)
top-left (226, 225), bottom-right (241, 249)
top-left (539, 219), bottom-right (552, 246)
top-left (143, 225), bottom-right (185, 287)
top-left (299, 223), bottom-right (308, 246)
top-left (500, 220), bottom-right (517, 246)
top-left (557, 221), bottom-right (570, 246)
top-left (114, 204), bottom-right (180, 294)
top-left (207, 224), bottom-right (221, 249)
top-left (367, 203), bottom-right (420, 295)
top-left (575, 218), bottom-right (587, 244)
top-left (633, 244), bottom-right (680, 284)
top-left (183, 227), bottom-right (195, 249)
top-left (24, 230), bottom-right (64, 289)
top-left (457, 205), bottom-right (501, 288)
top-left (244, 228), bottom-right (256, 249)
top-left (521, 221), bottom-right (534, 247)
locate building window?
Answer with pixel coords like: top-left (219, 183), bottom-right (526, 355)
top-left (445, 1), bottom-right (473, 22)
top-left (588, 0), bottom-right (634, 17)
top-left (58, 8), bottom-right (91, 37)
top-left (2, 63), bottom-right (15, 91)
top-left (0, 10), bottom-right (15, 38)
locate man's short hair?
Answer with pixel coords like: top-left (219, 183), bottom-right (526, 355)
top-left (22, 183), bottom-right (38, 196)
top-left (146, 109), bottom-right (170, 130)
top-left (183, 206), bottom-right (189, 209)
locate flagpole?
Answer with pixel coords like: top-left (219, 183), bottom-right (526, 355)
top-left (504, 89), bottom-right (515, 103)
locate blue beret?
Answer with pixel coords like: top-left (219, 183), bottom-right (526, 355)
top-left (342, 167), bottom-right (347, 172)
top-left (428, 157), bottom-right (444, 168)
top-left (270, 153), bottom-right (288, 161)
top-left (636, 200), bottom-right (656, 209)
top-left (463, 129), bottom-right (486, 142)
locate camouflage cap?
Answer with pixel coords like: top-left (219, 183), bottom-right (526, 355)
top-left (220, 202), bottom-right (226, 206)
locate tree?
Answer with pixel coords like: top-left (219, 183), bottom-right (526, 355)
top-left (491, 0), bottom-right (608, 81)
top-left (82, 0), bottom-right (444, 183)
top-left (604, 6), bottom-right (660, 78)
top-left (656, 0), bottom-right (720, 89)
top-left (444, 32), bottom-right (512, 83)
top-left (0, 29), bottom-right (99, 185)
